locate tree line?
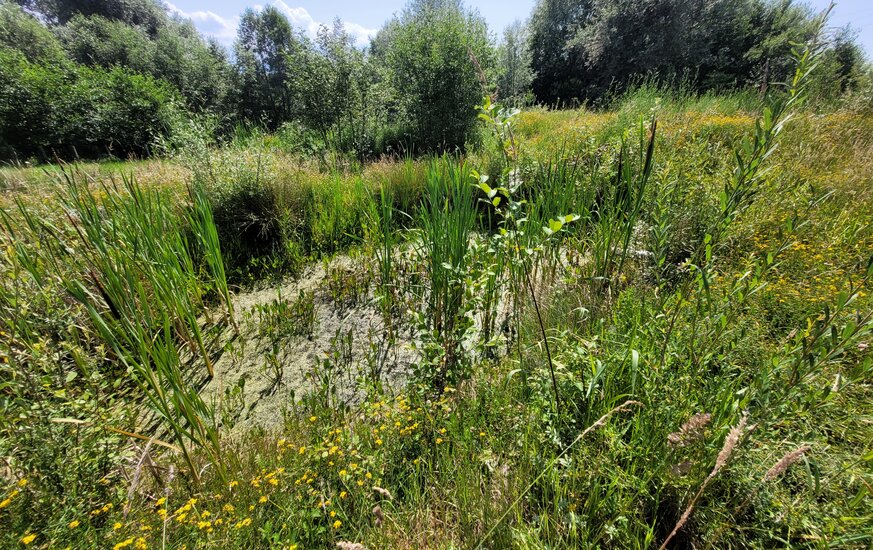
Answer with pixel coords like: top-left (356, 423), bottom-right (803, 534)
top-left (0, 0), bottom-right (866, 162)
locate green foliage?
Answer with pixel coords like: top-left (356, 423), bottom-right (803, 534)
top-left (248, 289), bottom-right (317, 343)
top-left (496, 19), bottom-right (534, 105)
top-left (375, 0), bottom-right (495, 152)
top-left (16, 0), bottom-right (167, 33)
top-left (0, 47), bottom-right (179, 161)
top-left (0, 1), bottom-right (67, 64)
top-left (414, 156), bottom-right (478, 388)
top-left (528, 0), bottom-right (864, 105)
top-left (57, 14), bottom-right (230, 111)
top-left (1, 9), bottom-right (872, 550)
top-left (233, 6), bottom-right (301, 130)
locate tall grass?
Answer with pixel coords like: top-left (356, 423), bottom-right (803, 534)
top-left (415, 156), bottom-right (477, 388)
top-left (7, 172), bottom-right (230, 484)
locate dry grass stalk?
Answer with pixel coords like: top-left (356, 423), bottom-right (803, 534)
top-left (336, 543), bottom-right (368, 550)
top-left (580, 400), bottom-right (643, 440)
top-left (659, 415), bottom-right (749, 550)
top-left (667, 412), bottom-right (712, 448)
top-left (372, 486), bottom-right (393, 500)
top-left (763, 445), bottom-right (811, 481)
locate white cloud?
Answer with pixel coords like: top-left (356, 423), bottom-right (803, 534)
top-left (271, 1), bottom-right (377, 47)
top-left (164, 2), bottom-right (239, 43)
top-left (166, 1), bottom-right (377, 49)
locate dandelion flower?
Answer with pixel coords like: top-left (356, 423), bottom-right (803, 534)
top-left (20, 533), bottom-right (36, 545)
top-left (68, 520), bottom-right (80, 529)
top-left (333, 520), bottom-right (342, 529)
top-left (259, 496), bottom-right (268, 504)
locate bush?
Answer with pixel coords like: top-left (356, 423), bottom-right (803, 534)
top-left (374, 0), bottom-right (494, 153)
top-left (0, 47), bottom-right (179, 161)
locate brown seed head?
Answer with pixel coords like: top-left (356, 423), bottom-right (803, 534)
top-left (372, 505), bottom-right (383, 528)
top-left (668, 413), bottom-right (712, 448)
top-left (764, 445), bottom-right (811, 481)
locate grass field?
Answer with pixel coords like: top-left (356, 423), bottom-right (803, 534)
top-left (1, 76), bottom-right (872, 548)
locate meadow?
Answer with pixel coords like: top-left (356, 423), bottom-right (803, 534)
top-left (1, 44), bottom-right (872, 550)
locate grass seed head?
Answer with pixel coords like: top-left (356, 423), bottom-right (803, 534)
top-left (764, 445), bottom-right (811, 481)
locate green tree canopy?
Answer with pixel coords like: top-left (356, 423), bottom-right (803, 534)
top-left (374, 0), bottom-right (495, 152)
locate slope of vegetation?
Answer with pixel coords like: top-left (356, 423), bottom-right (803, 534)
top-left (1, 0), bottom-right (872, 549)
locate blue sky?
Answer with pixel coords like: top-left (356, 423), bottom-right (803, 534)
top-left (166, 0), bottom-right (872, 54)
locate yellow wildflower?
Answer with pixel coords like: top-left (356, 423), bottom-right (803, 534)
top-left (259, 496), bottom-right (268, 504)
top-left (68, 520), bottom-right (80, 529)
top-left (113, 538), bottom-right (134, 550)
top-left (332, 520), bottom-right (342, 529)
top-left (20, 533), bottom-right (36, 545)
top-left (234, 518), bottom-right (252, 529)
top-left (17, 479), bottom-right (27, 488)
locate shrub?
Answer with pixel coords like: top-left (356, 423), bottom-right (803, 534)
top-left (0, 47), bottom-right (179, 161)
top-left (374, 0), bottom-right (494, 153)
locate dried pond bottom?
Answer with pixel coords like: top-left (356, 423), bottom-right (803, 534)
top-left (205, 253), bottom-right (419, 433)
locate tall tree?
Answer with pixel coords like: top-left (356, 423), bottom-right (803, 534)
top-left (16, 0), bottom-right (167, 34)
top-left (497, 19), bottom-right (534, 104)
top-left (374, 0), bottom-right (495, 152)
top-left (528, 0), bottom-right (594, 105)
top-left (233, 6), bottom-right (301, 129)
